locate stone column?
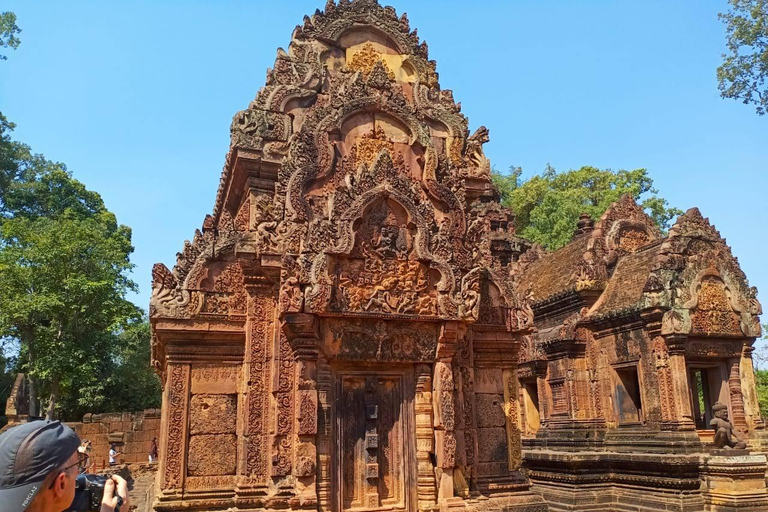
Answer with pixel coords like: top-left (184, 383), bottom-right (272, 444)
top-left (502, 367), bottom-right (522, 471)
top-left (158, 363), bottom-right (190, 498)
top-left (665, 335), bottom-right (695, 431)
top-left (728, 357), bottom-right (748, 433)
top-left (283, 313), bottom-right (320, 507)
top-left (415, 364), bottom-right (437, 510)
top-left (316, 357), bottom-right (332, 512)
top-left (534, 361), bottom-right (549, 428)
top-left (433, 322), bottom-right (459, 505)
top-left (238, 288), bottom-right (275, 499)
top-left (740, 345), bottom-right (765, 433)
top-left (433, 360), bottom-right (456, 502)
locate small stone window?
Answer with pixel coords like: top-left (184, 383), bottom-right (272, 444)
top-left (550, 381), bottom-right (567, 416)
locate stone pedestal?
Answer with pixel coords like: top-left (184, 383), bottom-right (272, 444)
top-left (701, 452), bottom-right (768, 512)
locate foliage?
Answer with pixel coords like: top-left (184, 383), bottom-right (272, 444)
top-left (103, 318), bottom-right (162, 414)
top-left (755, 323), bottom-right (768, 419)
top-left (491, 165), bottom-right (682, 250)
top-left (717, 0), bottom-right (768, 115)
top-left (0, 117), bottom-right (139, 419)
top-left (0, 11), bottom-right (20, 60)
top-left (756, 369), bottom-right (768, 419)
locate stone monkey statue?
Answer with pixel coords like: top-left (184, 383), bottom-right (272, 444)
top-left (710, 402), bottom-right (747, 449)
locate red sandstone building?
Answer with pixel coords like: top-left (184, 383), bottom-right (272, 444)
top-left (148, 2), bottom-right (767, 512)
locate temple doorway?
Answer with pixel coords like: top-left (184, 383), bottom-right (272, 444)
top-left (335, 368), bottom-right (416, 512)
top-left (688, 363), bottom-right (729, 430)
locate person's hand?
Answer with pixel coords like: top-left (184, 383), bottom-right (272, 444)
top-left (100, 474), bottom-right (130, 512)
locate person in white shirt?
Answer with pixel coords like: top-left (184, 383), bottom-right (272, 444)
top-left (108, 444), bottom-right (120, 465)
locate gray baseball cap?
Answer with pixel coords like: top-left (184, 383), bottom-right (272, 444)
top-left (0, 420), bottom-right (80, 512)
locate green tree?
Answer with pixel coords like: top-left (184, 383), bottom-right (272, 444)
top-left (492, 165), bottom-right (681, 250)
top-left (103, 318), bottom-right (162, 413)
top-left (755, 324), bottom-right (768, 419)
top-left (0, 11), bottom-right (21, 60)
top-left (717, 0), bottom-right (768, 115)
top-left (0, 119), bottom-right (139, 420)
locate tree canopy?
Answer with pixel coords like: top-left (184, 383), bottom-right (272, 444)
top-left (0, 115), bottom-right (141, 420)
top-left (492, 165), bottom-right (681, 250)
top-left (0, 11), bottom-right (21, 60)
top-left (0, 10), bottom-right (161, 422)
top-left (718, 0), bottom-right (768, 115)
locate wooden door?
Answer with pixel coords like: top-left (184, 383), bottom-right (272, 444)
top-left (337, 371), bottom-right (412, 512)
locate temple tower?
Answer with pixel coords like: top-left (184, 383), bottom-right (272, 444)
top-left (149, 2), bottom-right (546, 511)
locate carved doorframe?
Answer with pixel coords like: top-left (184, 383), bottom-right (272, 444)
top-left (331, 363), bottom-right (417, 512)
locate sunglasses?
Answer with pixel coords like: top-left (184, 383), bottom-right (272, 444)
top-left (48, 452), bottom-right (89, 489)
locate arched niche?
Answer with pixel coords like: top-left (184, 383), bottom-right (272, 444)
top-left (684, 268), bottom-right (743, 336)
top-left (336, 111), bottom-right (424, 180)
top-left (324, 27), bottom-right (416, 83)
top-left (339, 28), bottom-right (400, 55)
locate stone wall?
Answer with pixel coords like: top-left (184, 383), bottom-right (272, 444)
top-left (68, 409), bottom-right (161, 466)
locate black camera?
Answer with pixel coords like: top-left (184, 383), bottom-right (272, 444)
top-left (67, 474), bottom-right (123, 512)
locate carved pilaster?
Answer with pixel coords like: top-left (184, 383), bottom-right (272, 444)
top-left (728, 357), bottom-right (748, 432)
top-left (503, 368), bottom-right (522, 471)
top-left (159, 363), bottom-right (190, 496)
top-left (433, 361), bottom-right (456, 502)
top-left (415, 364), bottom-right (437, 510)
top-left (237, 287), bottom-right (275, 498)
top-left (281, 313), bottom-right (320, 492)
top-left (652, 336), bottom-right (676, 425)
top-left (316, 357), bottom-right (332, 512)
top-left (740, 345), bottom-right (765, 432)
top-left (664, 335), bottom-right (695, 430)
top-left (535, 361), bottom-right (549, 427)
top-left (272, 331), bottom-right (295, 480)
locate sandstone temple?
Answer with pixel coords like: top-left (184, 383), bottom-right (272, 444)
top-left (148, 2), bottom-right (767, 512)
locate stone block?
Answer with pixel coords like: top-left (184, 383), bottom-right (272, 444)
top-left (107, 432), bottom-right (125, 443)
top-left (475, 394), bottom-right (506, 428)
top-left (474, 369), bottom-right (503, 394)
top-left (476, 427), bottom-right (507, 463)
top-left (187, 434), bottom-right (237, 476)
top-left (189, 394), bottom-right (237, 435)
top-left (191, 365), bottom-right (240, 394)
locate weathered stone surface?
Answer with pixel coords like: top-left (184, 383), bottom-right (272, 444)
top-left (477, 427), bottom-right (508, 463)
top-left (517, 197), bottom-right (768, 511)
top-left (475, 394), bottom-right (506, 428)
top-left (187, 434), bottom-right (237, 476)
top-left (474, 369), bottom-right (503, 394)
top-left (189, 394), bottom-right (237, 435)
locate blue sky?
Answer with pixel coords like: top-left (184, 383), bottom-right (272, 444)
top-left (1, 1), bottom-right (766, 341)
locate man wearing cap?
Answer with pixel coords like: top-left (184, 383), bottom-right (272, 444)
top-left (0, 420), bottom-right (130, 512)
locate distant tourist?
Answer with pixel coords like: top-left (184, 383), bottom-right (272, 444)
top-left (149, 438), bottom-right (158, 463)
top-left (108, 444), bottom-right (121, 466)
top-left (77, 440), bottom-right (92, 473)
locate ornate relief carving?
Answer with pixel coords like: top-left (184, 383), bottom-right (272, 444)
top-left (347, 43), bottom-right (395, 80)
top-left (201, 262), bottom-right (248, 316)
top-left (330, 257), bottom-right (435, 315)
top-left (245, 291), bottom-right (274, 483)
top-left (356, 127), bottom-right (396, 166)
top-left (617, 228), bottom-right (649, 254)
top-left (691, 277), bottom-right (741, 336)
top-left (163, 364), bottom-right (189, 490)
top-left (326, 319), bottom-right (438, 362)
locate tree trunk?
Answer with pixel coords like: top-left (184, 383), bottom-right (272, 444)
top-left (27, 334), bottom-right (39, 418)
top-left (28, 375), bottom-right (39, 418)
top-left (46, 377), bottom-right (59, 420)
